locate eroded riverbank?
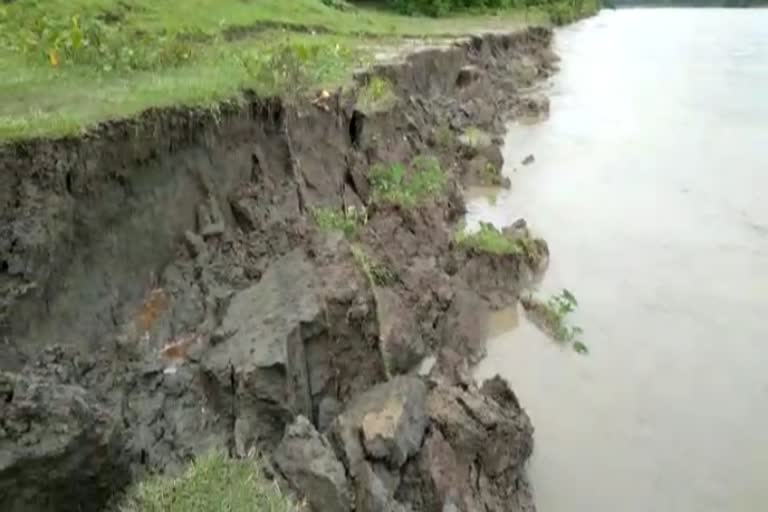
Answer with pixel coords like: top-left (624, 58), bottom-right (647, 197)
top-left (1, 28), bottom-right (558, 511)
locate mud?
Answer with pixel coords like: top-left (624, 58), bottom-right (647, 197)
top-left (0, 28), bottom-right (556, 512)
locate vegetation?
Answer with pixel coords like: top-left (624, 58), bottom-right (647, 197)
top-left (351, 244), bottom-right (398, 286)
top-left (375, 0), bottom-right (600, 22)
top-left (117, 451), bottom-right (301, 512)
top-left (356, 76), bottom-right (398, 114)
top-left (456, 221), bottom-right (541, 257)
top-left (312, 206), bottom-right (368, 238)
top-left (370, 156), bottom-right (447, 207)
top-left (0, 0), bottom-right (548, 141)
top-left (522, 289), bottom-right (588, 354)
top-left (457, 222), bottom-right (521, 255)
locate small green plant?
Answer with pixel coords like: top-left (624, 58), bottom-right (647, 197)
top-left (239, 39), bottom-right (357, 97)
top-left (351, 244), bottom-right (398, 287)
top-left (434, 123), bottom-right (454, 148)
top-left (117, 451), bottom-right (301, 512)
top-left (461, 126), bottom-right (491, 149)
top-left (455, 221), bottom-right (524, 256)
top-left (312, 206), bottom-right (367, 238)
top-left (369, 156), bottom-right (446, 208)
top-left (356, 75), bottom-right (397, 113)
top-left (522, 289), bottom-right (588, 355)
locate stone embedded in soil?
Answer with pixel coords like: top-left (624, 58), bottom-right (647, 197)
top-left (396, 376), bottom-right (535, 512)
top-left (438, 288), bottom-right (490, 366)
top-left (0, 371), bottom-right (129, 512)
top-left (274, 416), bottom-right (351, 512)
top-left (332, 376), bottom-right (428, 473)
top-left (203, 249), bottom-right (321, 453)
top-left (374, 286), bottom-right (426, 376)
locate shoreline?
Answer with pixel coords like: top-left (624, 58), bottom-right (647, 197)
top-left (1, 27), bottom-right (558, 512)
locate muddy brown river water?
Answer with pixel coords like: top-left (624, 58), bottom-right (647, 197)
top-left (469, 8), bottom-right (768, 512)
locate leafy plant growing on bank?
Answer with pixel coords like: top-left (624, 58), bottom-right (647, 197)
top-left (312, 206), bottom-right (368, 238)
top-left (239, 38), bottom-right (359, 98)
top-left (370, 156), bottom-right (446, 207)
top-left (117, 451), bottom-right (302, 512)
top-left (522, 288), bottom-right (588, 354)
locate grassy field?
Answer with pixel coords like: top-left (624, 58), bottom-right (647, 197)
top-left (0, 0), bottom-right (550, 141)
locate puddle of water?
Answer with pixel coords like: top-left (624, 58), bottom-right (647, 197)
top-left (471, 8), bottom-right (768, 512)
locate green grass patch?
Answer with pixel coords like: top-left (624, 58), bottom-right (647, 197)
top-left (370, 155), bottom-right (446, 207)
top-left (356, 75), bottom-right (397, 113)
top-left (312, 206), bottom-right (368, 238)
top-left (351, 244), bottom-right (398, 287)
top-left (521, 289), bottom-right (588, 355)
top-left (117, 451), bottom-right (301, 512)
top-left (0, 0), bottom-right (543, 141)
top-left (456, 221), bottom-right (524, 255)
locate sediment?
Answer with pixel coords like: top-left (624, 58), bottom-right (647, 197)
top-left (0, 27), bottom-right (556, 512)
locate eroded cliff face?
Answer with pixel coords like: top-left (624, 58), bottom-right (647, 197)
top-left (0, 28), bottom-right (556, 512)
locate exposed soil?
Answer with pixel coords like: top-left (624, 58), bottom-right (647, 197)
top-left (0, 28), bottom-right (557, 512)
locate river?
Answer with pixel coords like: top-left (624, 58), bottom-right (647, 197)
top-left (469, 8), bottom-right (768, 512)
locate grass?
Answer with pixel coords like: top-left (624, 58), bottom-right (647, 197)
top-left (117, 451), bottom-right (302, 512)
top-left (456, 221), bottom-right (524, 255)
top-left (370, 155), bottom-right (446, 207)
top-left (521, 289), bottom-right (588, 355)
top-left (312, 206), bottom-right (368, 238)
top-left (0, 0), bottom-right (546, 141)
top-left (356, 75), bottom-right (397, 114)
top-left (351, 244), bottom-right (398, 287)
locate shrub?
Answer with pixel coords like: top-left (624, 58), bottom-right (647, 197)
top-left (117, 452), bottom-right (301, 512)
top-left (369, 156), bottom-right (446, 207)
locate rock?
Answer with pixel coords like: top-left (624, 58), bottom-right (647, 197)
top-left (331, 376), bottom-right (428, 475)
top-left (397, 377), bottom-right (536, 512)
top-left (427, 377), bottom-right (532, 478)
top-left (438, 289), bottom-right (489, 366)
top-left (203, 250), bottom-right (321, 452)
top-left (522, 154), bottom-right (535, 166)
top-left (355, 461), bottom-right (411, 512)
top-left (274, 416), bottom-right (351, 512)
top-left (374, 287), bottom-right (425, 376)
top-left (0, 371), bottom-right (129, 512)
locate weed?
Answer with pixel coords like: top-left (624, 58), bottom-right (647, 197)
top-left (522, 289), bottom-right (588, 355)
top-left (356, 75), bottom-right (397, 113)
top-left (117, 451), bottom-right (301, 512)
top-left (369, 155), bottom-right (446, 208)
top-left (484, 161), bottom-right (501, 180)
top-left (312, 206), bottom-right (367, 238)
top-left (238, 38), bottom-right (358, 98)
top-left (351, 244), bottom-right (398, 287)
top-left (455, 221), bottom-right (523, 256)
top-left (460, 126), bottom-right (491, 149)
top-left (4, 11), bottom-right (197, 71)
top-left (434, 123), bottom-right (454, 148)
